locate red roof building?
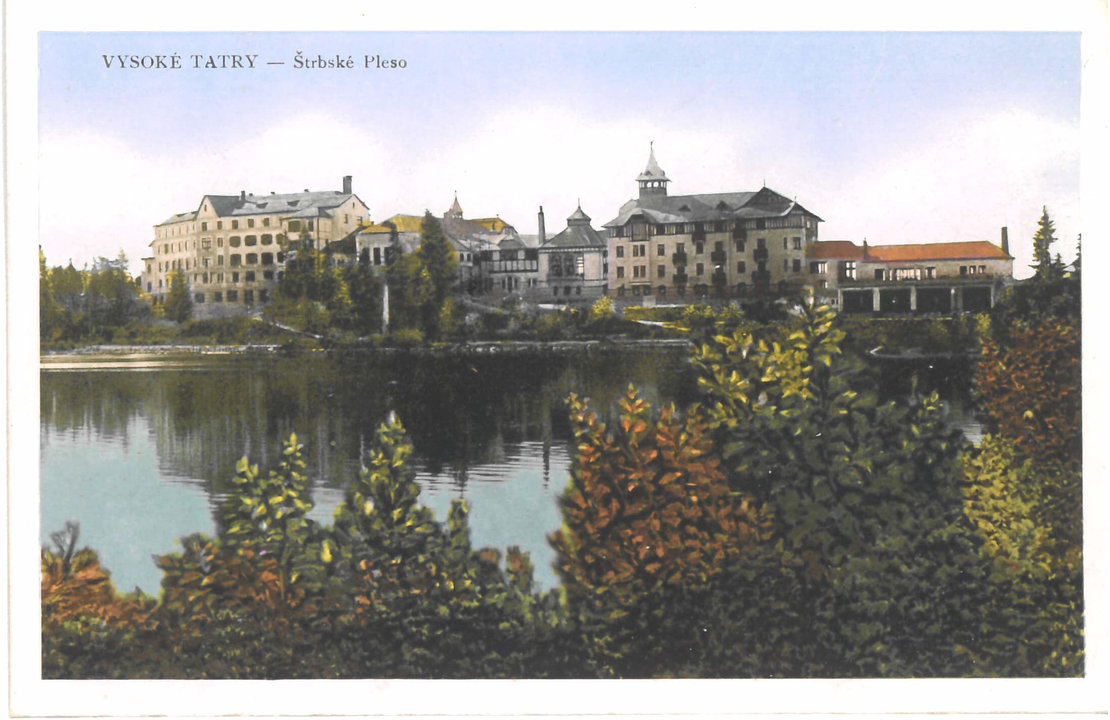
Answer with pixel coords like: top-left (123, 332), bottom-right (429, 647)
top-left (806, 235), bottom-right (1014, 314)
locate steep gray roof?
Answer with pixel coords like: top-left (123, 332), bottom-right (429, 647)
top-left (636, 145), bottom-right (669, 182)
top-left (604, 187), bottom-right (822, 227)
top-left (203, 190), bottom-right (362, 218)
top-left (567, 205), bottom-right (592, 224)
top-left (542, 223), bottom-right (607, 249)
top-left (156, 210), bottom-right (198, 226)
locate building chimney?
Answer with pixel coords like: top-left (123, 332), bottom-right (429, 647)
top-left (538, 206), bottom-right (546, 245)
top-left (1001, 226), bottom-right (1010, 256)
top-left (343, 175), bottom-right (352, 194)
top-left (240, 190), bottom-right (246, 201)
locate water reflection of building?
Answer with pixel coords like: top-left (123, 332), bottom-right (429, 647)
top-left (808, 233), bottom-right (1014, 314)
top-left (141, 176), bottom-right (370, 317)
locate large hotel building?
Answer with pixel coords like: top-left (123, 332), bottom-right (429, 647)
top-left (141, 176), bottom-right (369, 315)
top-left (604, 147), bottom-right (823, 299)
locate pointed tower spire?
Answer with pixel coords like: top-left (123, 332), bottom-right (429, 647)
top-left (446, 192), bottom-right (464, 219)
top-left (636, 142), bottom-right (670, 200)
top-left (567, 202), bottom-right (592, 226)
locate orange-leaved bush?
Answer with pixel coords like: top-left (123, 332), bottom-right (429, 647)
top-left (550, 386), bottom-right (770, 676)
top-left (977, 321), bottom-right (1080, 469)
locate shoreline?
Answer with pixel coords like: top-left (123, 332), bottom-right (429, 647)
top-left (40, 338), bottom-right (694, 366)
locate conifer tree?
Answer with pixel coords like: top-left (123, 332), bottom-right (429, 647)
top-left (1031, 207), bottom-right (1065, 281)
top-left (163, 269), bottom-right (193, 323)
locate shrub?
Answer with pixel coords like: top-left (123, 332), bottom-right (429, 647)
top-left (387, 327), bottom-right (425, 348)
top-left (551, 387), bottom-right (770, 677)
top-left (587, 296), bottom-right (614, 323)
top-left (976, 320), bottom-right (1080, 469)
top-left (691, 295), bottom-right (1002, 676)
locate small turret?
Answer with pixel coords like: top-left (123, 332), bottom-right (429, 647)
top-left (636, 142), bottom-right (670, 200)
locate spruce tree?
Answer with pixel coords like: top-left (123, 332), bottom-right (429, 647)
top-left (417, 211), bottom-right (458, 306)
top-left (163, 269), bottom-right (193, 323)
top-left (1031, 207), bottom-right (1065, 281)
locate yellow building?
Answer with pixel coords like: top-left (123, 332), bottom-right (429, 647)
top-left (604, 147), bottom-right (822, 301)
top-left (141, 176), bottom-right (369, 315)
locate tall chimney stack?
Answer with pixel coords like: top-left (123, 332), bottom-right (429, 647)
top-left (343, 175), bottom-right (353, 194)
top-left (240, 190), bottom-right (246, 202)
top-left (1001, 226), bottom-right (1010, 256)
top-left (538, 206), bottom-right (546, 245)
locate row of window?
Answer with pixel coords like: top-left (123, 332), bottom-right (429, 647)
top-left (613, 279), bottom-right (798, 297)
top-left (821, 264), bottom-right (989, 281)
top-left (615, 258), bottom-right (804, 279)
top-left (159, 252), bottom-right (283, 273)
top-left (160, 234), bottom-right (289, 255)
top-left (613, 237), bottom-right (803, 258)
top-left (148, 269), bottom-right (278, 291)
top-left (191, 289), bottom-right (269, 304)
top-left (196, 270), bottom-right (276, 284)
top-left (200, 217), bottom-right (274, 232)
top-left (611, 217), bottom-right (807, 238)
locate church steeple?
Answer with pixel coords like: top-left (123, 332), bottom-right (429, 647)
top-left (636, 141), bottom-right (670, 200)
top-left (445, 192), bottom-right (464, 219)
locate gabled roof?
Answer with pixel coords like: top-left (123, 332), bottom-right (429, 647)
top-left (808, 240), bottom-right (1012, 263)
top-left (807, 241), bottom-right (866, 260)
top-left (605, 186), bottom-right (822, 227)
top-left (156, 210), bottom-right (198, 227)
top-left (867, 241), bottom-right (1012, 262)
top-left (202, 190), bottom-right (363, 219)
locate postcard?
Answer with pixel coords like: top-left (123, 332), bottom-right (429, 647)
top-left (7, 1), bottom-right (1109, 718)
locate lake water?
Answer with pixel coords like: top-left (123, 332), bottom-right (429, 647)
top-left (39, 348), bottom-right (700, 593)
top-left (39, 346), bottom-right (981, 595)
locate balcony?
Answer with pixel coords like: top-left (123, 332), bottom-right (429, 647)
top-left (710, 249), bottom-right (727, 263)
top-left (692, 229), bottom-right (706, 244)
top-left (731, 227), bottom-right (746, 241)
top-left (752, 270), bottom-right (771, 284)
top-left (753, 247), bottom-right (769, 262)
top-left (673, 272), bottom-right (689, 285)
top-left (671, 251), bottom-right (688, 266)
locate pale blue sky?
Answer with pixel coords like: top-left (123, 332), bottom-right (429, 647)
top-left (39, 32), bottom-right (1081, 276)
